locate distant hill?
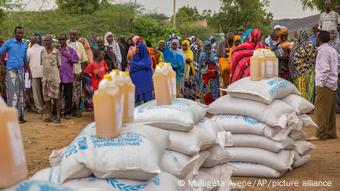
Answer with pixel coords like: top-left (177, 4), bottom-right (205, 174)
top-left (274, 14), bottom-right (320, 32)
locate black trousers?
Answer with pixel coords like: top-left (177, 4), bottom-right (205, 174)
top-left (61, 82), bottom-right (73, 115)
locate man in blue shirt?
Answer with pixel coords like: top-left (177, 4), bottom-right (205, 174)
top-left (0, 26), bottom-right (31, 123)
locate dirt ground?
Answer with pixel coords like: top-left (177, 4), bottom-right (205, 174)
top-left (20, 112), bottom-right (340, 191)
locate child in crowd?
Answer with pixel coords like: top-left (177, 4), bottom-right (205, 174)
top-left (83, 49), bottom-right (108, 110)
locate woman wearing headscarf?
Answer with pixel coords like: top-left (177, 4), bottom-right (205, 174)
top-left (220, 35), bottom-right (241, 91)
top-left (104, 32), bottom-right (122, 70)
top-left (146, 40), bottom-right (163, 70)
top-left (194, 39), bottom-right (203, 98)
top-left (170, 39), bottom-right (185, 96)
top-left (145, 40), bottom-right (157, 71)
top-left (171, 39), bottom-right (182, 53)
top-left (182, 40), bottom-right (196, 100)
top-left (118, 37), bottom-right (128, 71)
top-left (241, 28), bottom-right (253, 43)
top-left (158, 40), bottom-right (172, 62)
top-left (158, 40), bottom-right (185, 97)
top-left (79, 37), bottom-right (94, 111)
top-left (329, 29), bottom-right (340, 113)
top-left (199, 40), bottom-right (220, 105)
top-left (289, 30), bottom-right (317, 104)
top-left (277, 27), bottom-right (293, 80)
top-left (79, 37), bottom-right (93, 63)
top-left (228, 35), bottom-right (241, 63)
top-left (130, 42), bottom-right (154, 104)
top-left (230, 29), bottom-right (265, 83)
top-left (127, 36), bottom-right (143, 67)
top-left (97, 37), bottom-right (117, 71)
top-left (167, 33), bottom-right (181, 48)
top-left (87, 34), bottom-right (99, 51)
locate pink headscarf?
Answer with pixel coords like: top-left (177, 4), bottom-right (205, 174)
top-left (132, 36), bottom-right (143, 45)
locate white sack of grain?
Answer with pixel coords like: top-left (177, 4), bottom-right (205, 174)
top-left (208, 95), bottom-right (297, 128)
top-left (224, 77), bottom-right (299, 104)
top-left (134, 98), bottom-right (206, 131)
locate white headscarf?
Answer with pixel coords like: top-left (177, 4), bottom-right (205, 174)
top-left (104, 32), bottom-right (122, 69)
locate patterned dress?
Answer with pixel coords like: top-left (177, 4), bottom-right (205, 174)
top-left (199, 41), bottom-right (220, 105)
top-left (289, 30), bottom-right (317, 104)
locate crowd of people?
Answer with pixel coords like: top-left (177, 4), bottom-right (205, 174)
top-left (0, 0), bottom-right (338, 140)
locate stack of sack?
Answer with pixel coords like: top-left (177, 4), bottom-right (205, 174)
top-left (134, 98), bottom-right (235, 191)
top-left (209, 77), bottom-right (316, 178)
top-left (30, 98), bottom-right (235, 191)
top-left (31, 123), bottom-right (182, 191)
top-left (0, 97), bottom-right (74, 191)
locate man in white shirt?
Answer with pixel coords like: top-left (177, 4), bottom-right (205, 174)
top-left (319, 0), bottom-right (339, 32)
top-left (27, 37), bottom-right (45, 113)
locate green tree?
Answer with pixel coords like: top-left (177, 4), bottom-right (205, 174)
top-left (209, 0), bottom-right (273, 35)
top-left (131, 17), bottom-right (177, 46)
top-left (174, 6), bottom-right (202, 27)
top-left (56, 0), bottom-right (101, 14)
top-left (300, 0), bottom-right (340, 11)
top-left (1, 3), bottom-right (136, 38)
top-left (0, 0), bottom-right (22, 37)
top-left (172, 6), bottom-right (214, 39)
top-left (143, 12), bottom-right (169, 24)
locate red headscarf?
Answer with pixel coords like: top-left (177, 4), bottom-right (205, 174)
top-left (230, 29), bottom-right (265, 83)
top-left (132, 36), bottom-right (143, 45)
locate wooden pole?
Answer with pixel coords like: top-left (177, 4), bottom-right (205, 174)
top-left (173, 0), bottom-right (176, 28)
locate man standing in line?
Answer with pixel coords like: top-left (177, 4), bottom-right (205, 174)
top-left (58, 33), bottom-right (79, 120)
top-left (27, 36), bottom-right (45, 114)
top-left (41, 35), bottom-right (62, 123)
top-left (319, 0), bottom-right (339, 32)
top-left (67, 29), bottom-right (88, 117)
top-left (0, 26), bottom-right (31, 123)
top-left (308, 30), bottom-right (338, 141)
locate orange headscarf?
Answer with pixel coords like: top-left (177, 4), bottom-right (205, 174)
top-left (278, 28), bottom-right (288, 41)
top-left (278, 28), bottom-right (293, 50)
top-left (228, 35), bottom-right (241, 65)
top-left (79, 37), bottom-right (93, 62)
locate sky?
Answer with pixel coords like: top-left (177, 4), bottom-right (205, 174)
top-left (24, 0), bottom-right (320, 19)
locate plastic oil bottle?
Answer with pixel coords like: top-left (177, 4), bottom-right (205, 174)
top-left (153, 64), bottom-right (172, 105)
top-left (250, 49), bottom-right (265, 81)
top-left (120, 71), bottom-right (135, 123)
top-left (110, 70), bottom-right (124, 125)
top-left (93, 74), bottom-right (122, 138)
top-left (0, 97), bottom-right (28, 188)
top-left (264, 50), bottom-right (279, 78)
top-left (164, 62), bottom-right (177, 99)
